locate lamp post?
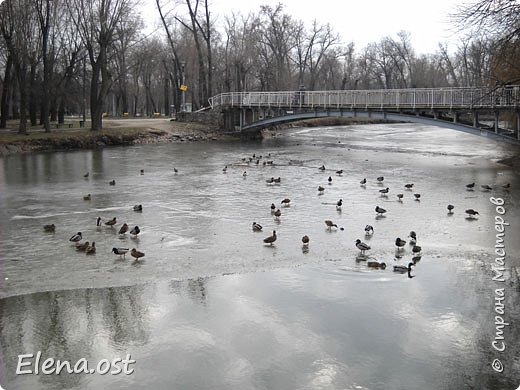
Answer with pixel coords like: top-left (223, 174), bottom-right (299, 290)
top-left (181, 61), bottom-right (186, 112)
top-left (82, 55), bottom-right (86, 127)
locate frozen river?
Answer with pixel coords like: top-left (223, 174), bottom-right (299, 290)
top-left (0, 123), bottom-right (519, 389)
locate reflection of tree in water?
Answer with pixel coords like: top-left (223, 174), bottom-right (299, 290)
top-left (102, 285), bottom-right (150, 348)
top-left (169, 277), bottom-right (210, 304)
top-left (0, 285), bottom-right (151, 389)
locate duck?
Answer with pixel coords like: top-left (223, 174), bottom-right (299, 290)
top-left (86, 242), bottom-right (96, 255)
top-left (83, 172), bottom-right (89, 178)
top-left (302, 235), bottom-right (310, 246)
top-left (481, 184), bottom-right (492, 191)
top-left (397, 193), bottom-right (404, 201)
top-left (328, 176), bottom-right (332, 184)
top-left (44, 224), bottom-right (56, 232)
top-left (243, 171), bottom-right (247, 177)
top-left (174, 168), bottom-right (178, 174)
top-left (76, 241), bottom-right (90, 251)
top-left (360, 178), bottom-right (366, 185)
top-left (273, 177), bottom-right (281, 183)
top-left (412, 245), bottom-right (422, 255)
top-left (319, 165), bottom-right (326, 171)
top-left (266, 177), bottom-right (275, 184)
top-left (379, 187), bottom-right (389, 195)
top-left (318, 186), bottom-right (325, 193)
top-left (131, 248), bottom-right (145, 261)
top-left (130, 225), bottom-right (141, 237)
top-left (408, 231), bottom-right (417, 243)
top-left (395, 237), bottom-right (406, 250)
top-left (118, 223), bottom-right (129, 235)
top-left (83, 194), bottom-right (91, 201)
top-left (252, 222), bottom-right (263, 232)
top-left (377, 176), bottom-right (384, 182)
top-left (112, 247), bottom-right (129, 258)
top-left (104, 217), bottom-right (117, 227)
top-left (367, 261), bottom-right (386, 269)
top-left (263, 230), bottom-right (277, 245)
top-left (336, 169), bottom-right (343, 175)
top-left (465, 209), bottom-right (479, 217)
top-left (336, 199), bottom-right (343, 209)
top-left (414, 193), bottom-right (421, 200)
top-left (133, 204), bottom-right (143, 212)
top-left (140, 169), bottom-right (144, 175)
top-left (270, 203), bottom-right (276, 213)
top-left (355, 239), bottom-right (370, 254)
top-left (365, 225), bottom-right (374, 235)
top-left (325, 220), bottom-right (338, 230)
top-left (222, 166), bottom-right (227, 173)
top-left (281, 198), bottom-right (291, 206)
top-left (96, 217), bottom-right (102, 226)
top-left (466, 182), bottom-right (475, 189)
top-left (69, 232), bottom-right (82, 242)
top-left (274, 209), bottom-right (282, 219)
top-left (447, 204), bottom-right (455, 213)
top-left (109, 179), bottom-right (116, 185)
top-left (375, 206), bottom-right (387, 215)
top-left (393, 262), bottom-right (414, 273)
top-left (502, 183), bottom-right (510, 189)
top-left (404, 183), bottom-right (414, 189)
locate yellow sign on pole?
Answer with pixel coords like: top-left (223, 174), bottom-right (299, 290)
top-left (180, 85), bottom-right (188, 91)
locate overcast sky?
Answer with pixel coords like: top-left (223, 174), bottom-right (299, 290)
top-left (141, 0), bottom-right (465, 54)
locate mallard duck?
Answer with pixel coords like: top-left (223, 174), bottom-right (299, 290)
top-left (243, 171), bottom-right (247, 177)
top-left (336, 169), bottom-right (343, 175)
top-left (404, 183), bottom-right (414, 189)
top-left (112, 247), bottom-right (129, 258)
top-left (319, 165), bottom-right (326, 171)
top-left (365, 225), bottom-right (374, 235)
top-left (84, 172), bottom-right (89, 178)
top-left (252, 222), bottom-right (263, 232)
top-left (395, 237), bottom-right (406, 250)
top-left (360, 178), bottom-right (366, 185)
top-left (131, 248), bottom-right (145, 261)
top-left (281, 198), bottom-right (291, 206)
top-left (447, 204), bottom-right (454, 213)
top-left (328, 176), bottom-right (332, 183)
top-left (367, 261), bottom-right (386, 269)
top-left (408, 231), bottom-right (417, 244)
top-left (302, 235), bottom-right (310, 246)
top-left (336, 199), bottom-right (343, 209)
top-left (379, 187), bottom-right (389, 195)
top-left (96, 217), bottom-right (102, 226)
top-left (222, 166), bottom-right (227, 173)
top-left (270, 203), bottom-right (276, 213)
top-left (465, 209), bottom-right (479, 217)
top-left (375, 206), bottom-right (387, 215)
top-left (76, 241), bottom-right (90, 251)
top-left (274, 209), bottom-right (281, 219)
top-left (105, 217), bottom-right (117, 227)
top-left (394, 262), bottom-right (414, 273)
top-left (86, 242), bottom-right (96, 255)
top-left (466, 182), bottom-right (475, 189)
top-left (69, 232), bottom-right (82, 242)
top-left (130, 225), bottom-right (140, 237)
top-left (133, 204), bottom-right (143, 212)
top-left (377, 176), bottom-right (384, 182)
top-left (263, 230), bottom-right (277, 245)
top-left (273, 177), bottom-right (281, 183)
top-left (173, 168), bottom-right (178, 174)
top-left (109, 179), bottom-right (116, 185)
top-left (83, 194), bottom-right (91, 201)
top-left (325, 220), bottom-right (338, 230)
top-left (397, 193), bottom-right (404, 201)
top-left (355, 239), bottom-right (370, 254)
top-left (481, 184), bottom-right (492, 191)
top-left (318, 186), bottom-right (325, 193)
top-left (412, 245), bottom-right (422, 255)
top-left (118, 223), bottom-right (129, 235)
top-left (44, 224), bottom-right (56, 232)
top-left (414, 193), bottom-right (421, 200)
top-left (502, 183), bottom-right (510, 189)
top-left (140, 169), bottom-right (144, 175)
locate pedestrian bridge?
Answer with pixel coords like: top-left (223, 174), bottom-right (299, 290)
top-left (208, 86), bottom-right (520, 143)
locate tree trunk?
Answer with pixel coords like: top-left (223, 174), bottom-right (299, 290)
top-left (29, 60), bottom-right (38, 126)
top-left (0, 55), bottom-right (13, 129)
top-left (17, 63), bottom-right (28, 134)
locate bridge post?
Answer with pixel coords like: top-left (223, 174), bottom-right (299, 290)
top-left (517, 111), bottom-right (520, 140)
top-left (494, 110), bottom-right (499, 134)
top-left (473, 110), bottom-right (479, 128)
top-left (453, 112), bottom-right (459, 123)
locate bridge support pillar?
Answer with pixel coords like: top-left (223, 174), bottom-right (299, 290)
top-left (473, 111), bottom-right (479, 128)
top-left (453, 112), bottom-right (459, 123)
top-left (494, 110), bottom-right (499, 134)
top-left (517, 111), bottom-right (520, 140)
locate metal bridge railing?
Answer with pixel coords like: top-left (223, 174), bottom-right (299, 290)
top-left (208, 86), bottom-right (520, 111)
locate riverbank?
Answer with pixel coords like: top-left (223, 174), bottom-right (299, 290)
top-left (0, 116), bottom-right (394, 157)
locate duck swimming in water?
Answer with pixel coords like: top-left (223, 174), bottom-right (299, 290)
top-left (69, 232), bottom-right (82, 242)
top-left (263, 230), bottom-right (277, 245)
top-left (131, 248), bottom-right (145, 261)
top-left (252, 222), bottom-right (263, 232)
top-left (44, 224), bottom-right (56, 232)
top-left (112, 247), bottom-right (129, 259)
top-left (355, 239), bottom-right (370, 254)
top-left (325, 220), bottom-right (338, 230)
top-left (393, 262), bottom-right (414, 273)
top-left (302, 235), bottom-right (310, 246)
